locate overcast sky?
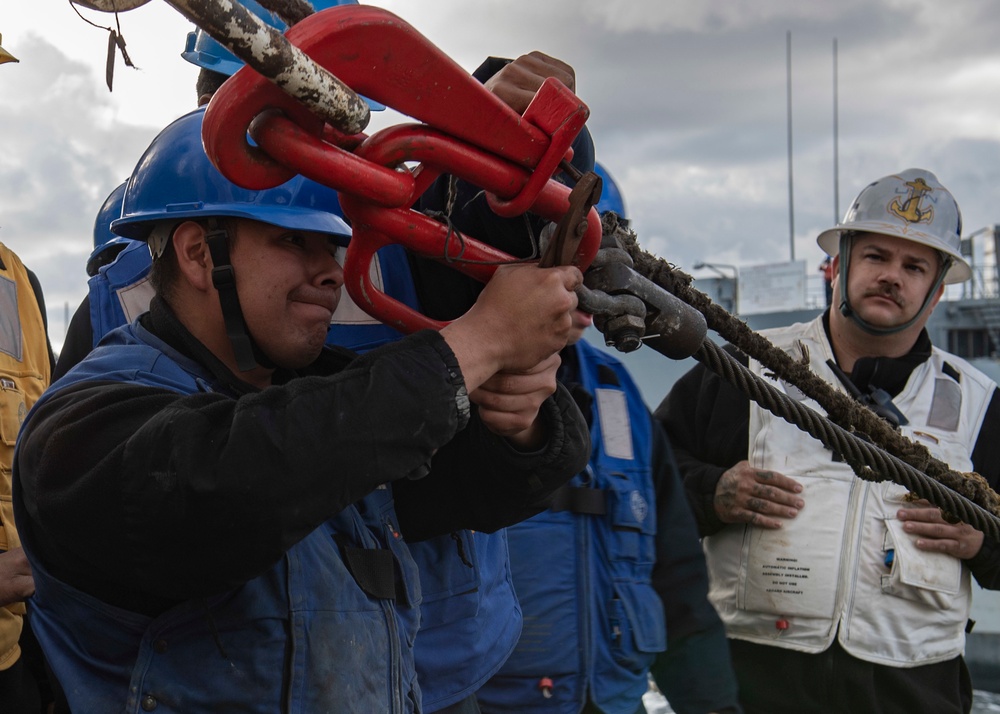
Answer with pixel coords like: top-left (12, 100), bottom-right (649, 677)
top-left (3, 0), bottom-right (1000, 354)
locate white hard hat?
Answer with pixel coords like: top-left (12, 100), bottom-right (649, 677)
top-left (817, 168), bottom-right (970, 284)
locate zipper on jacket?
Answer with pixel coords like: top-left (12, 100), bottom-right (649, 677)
top-left (838, 479), bottom-right (869, 645)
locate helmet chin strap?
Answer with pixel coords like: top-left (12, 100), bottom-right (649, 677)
top-left (203, 220), bottom-right (274, 372)
top-left (836, 233), bottom-right (951, 337)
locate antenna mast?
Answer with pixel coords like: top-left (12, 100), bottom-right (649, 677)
top-left (786, 30), bottom-right (795, 261)
top-left (833, 38), bottom-right (840, 223)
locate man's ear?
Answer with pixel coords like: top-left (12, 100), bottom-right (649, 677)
top-left (171, 221), bottom-right (213, 292)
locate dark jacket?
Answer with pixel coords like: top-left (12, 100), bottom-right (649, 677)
top-left (16, 297), bottom-right (589, 617)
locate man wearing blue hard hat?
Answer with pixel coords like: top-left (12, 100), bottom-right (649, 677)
top-left (56, 183), bottom-right (156, 379)
top-left (56, 11), bottom-right (589, 714)
top-left (14, 102), bottom-right (588, 713)
top-left (183, 6), bottom-right (597, 713)
top-left (477, 172), bottom-right (740, 714)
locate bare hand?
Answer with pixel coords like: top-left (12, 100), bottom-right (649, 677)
top-left (0, 548), bottom-right (34, 606)
top-left (484, 51), bottom-right (576, 114)
top-left (474, 264), bottom-right (580, 372)
top-left (714, 461), bottom-right (804, 529)
top-left (472, 353), bottom-right (560, 447)
top-left (898, 500), bottom-right (985, 560)
top-left (442, 264), bottom-right (580, 391)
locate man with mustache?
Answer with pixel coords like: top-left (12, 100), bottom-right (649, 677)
top-left (657, 169), bottom-right (1000, 714)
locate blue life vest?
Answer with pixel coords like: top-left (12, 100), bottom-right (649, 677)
top-left (87, 239), bottom-right (155, 347)
top-left (328, 243), bottom-right (522, 711)
top-left (477, 340), bottom-right (666, 714)
top-left (16, 322), bottom-right (423, 713)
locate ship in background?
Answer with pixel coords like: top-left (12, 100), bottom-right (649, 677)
top-left (586, 223), bottom-right (1000, 693)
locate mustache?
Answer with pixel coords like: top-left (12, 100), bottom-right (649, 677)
top-left (861, 283), bottom-right (904, 307)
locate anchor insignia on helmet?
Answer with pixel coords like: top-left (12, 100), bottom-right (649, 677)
top-left (889, 177), bottom-right (934, 225)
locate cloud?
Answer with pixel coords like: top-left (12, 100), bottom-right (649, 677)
top-left (4, 0), bottom-right (1000, 352)
top-left (0, 33), bottom-right (163, 350)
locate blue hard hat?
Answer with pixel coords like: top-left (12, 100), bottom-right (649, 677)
top-left (182, 0), bottom-right (291, 77)
top-left (594, 162), bottom-right (627, 217)
top-left (93, 181), bottom-right (128, 250)
top-left (112, 107), bottom-right (352, 248)
top-left (181, 0), bottom-right (383, 110)
top-left (86, 237), bottom-right (139, 278)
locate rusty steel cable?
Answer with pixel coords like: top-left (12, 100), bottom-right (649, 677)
top-left (68, 1), bottom-right (1000, 536)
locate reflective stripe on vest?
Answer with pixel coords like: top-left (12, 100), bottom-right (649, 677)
top-left (0, 242), bottom-right (50, 670)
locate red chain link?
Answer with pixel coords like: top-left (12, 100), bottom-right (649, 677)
top-left (202, 5), bottom-right (600, 332)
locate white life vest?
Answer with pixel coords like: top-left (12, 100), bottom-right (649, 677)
top-left (704, 315), bottom-right (995, 667)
